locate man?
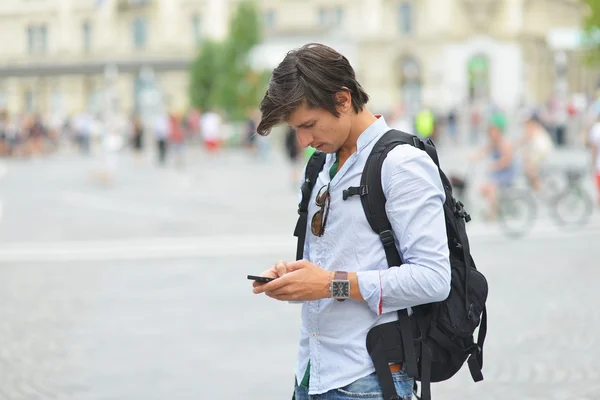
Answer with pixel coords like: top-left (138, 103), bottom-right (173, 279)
top-left (251, 43), bottom-right (450, 400)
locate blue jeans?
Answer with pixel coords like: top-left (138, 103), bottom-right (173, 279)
top-left (294, 371), bottom-right (413, 400)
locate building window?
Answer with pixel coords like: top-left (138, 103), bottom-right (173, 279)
top-left (334, 6), bottom-right (344, 27)
top-left (264, 9), bottom-right (276, 29)
top-left (82, 21), bottom-right (92, 53)
top-left (317, 7), bottom-right (327, 25)
top-left (27, 24), bottom-right (48, 54)
top-left (191, 14), bottom-right (201, 45)
top-left (398, 3), bottom-right (413, 35)
top-left (132, 16), bottom-right (147, 49)
top-left (317, 7), bottom-right (345, 28)
top-left (27, 26), bottom-right (34, 53)
top-left (40, 25), bottom-right (47, 51)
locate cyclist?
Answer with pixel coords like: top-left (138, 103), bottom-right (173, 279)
top-left (469, 114), bottom-right (516, 220)
top-left (517, 113), bottom-right (554, 192)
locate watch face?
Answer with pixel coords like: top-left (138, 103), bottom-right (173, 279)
top-left (332, 281), bottom-right (350, 298)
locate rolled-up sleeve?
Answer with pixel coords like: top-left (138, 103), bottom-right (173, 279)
top-left (357, 145), bottom-right (451, 315)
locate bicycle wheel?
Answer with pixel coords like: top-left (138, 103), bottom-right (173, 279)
top-left (497, 189), bottom-right (537, 238)
top-left (551, 186), bottom-right (594, 227)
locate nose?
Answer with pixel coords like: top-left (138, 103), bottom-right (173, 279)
top-left (296, 129), bottom-right (313, 148)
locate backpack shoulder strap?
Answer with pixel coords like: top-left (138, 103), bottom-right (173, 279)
top-left (294, 151), bottom-right (327, 260)
top-left (361, 129), bottom-right (431, 395)
top-left (360, 129), bottom-right (427, 268)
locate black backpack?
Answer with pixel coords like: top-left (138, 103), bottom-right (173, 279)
top-left (294, 130), bottom-right (488, 400)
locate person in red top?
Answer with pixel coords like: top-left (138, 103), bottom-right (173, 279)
top-left (169, 113), bottom-right (185, 168)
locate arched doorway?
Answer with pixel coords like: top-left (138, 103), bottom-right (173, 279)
top-left (467, 53), bottom-right (490, 103)
top-left (399, 56), bottom-right (422, 117)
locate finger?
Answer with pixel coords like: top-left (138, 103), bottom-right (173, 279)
top-left (263, 267), bottom-right (279, 278)
top-left (251, 268), bottom-right (278, 290)
top-left (253, 280), bottom-right (278, 294)
top-left (253, 283), bottom-right (268, 294)
top-left (274, 261), bottom-right (287, 277)
top-left (266, 288), bottom-right (293, 301)
top-left (253, 274), bottom-right (289, 294)
top-left (285, 260), bottom-right (307, 272)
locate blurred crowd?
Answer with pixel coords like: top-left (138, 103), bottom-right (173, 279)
top-left (0, 107), bottom-right (226, 165)
top-left (384, 93), bottom-right (599, 149)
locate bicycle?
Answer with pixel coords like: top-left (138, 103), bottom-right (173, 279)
top-left (549, 168), bottom-right (594, 227)
top-left (496, 167), bottom-right (594, 237)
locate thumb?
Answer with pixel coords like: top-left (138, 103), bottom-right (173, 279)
top-left (285, 260), bottom-right (308, 272)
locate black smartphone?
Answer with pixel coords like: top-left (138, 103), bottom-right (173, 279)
top-left (247, 275), bottom-right (275, 283)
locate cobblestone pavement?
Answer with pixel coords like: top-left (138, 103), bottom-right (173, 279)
top-left (0, 146), bottom-right (598, 399)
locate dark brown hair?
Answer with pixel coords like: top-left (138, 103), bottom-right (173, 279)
top-left (256, 43), bottom-right (369, 136)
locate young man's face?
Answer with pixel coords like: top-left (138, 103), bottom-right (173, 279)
top-left (286, 96), bottom-right (352, 154)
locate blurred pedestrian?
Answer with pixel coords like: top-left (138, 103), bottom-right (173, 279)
top-left (130, 114), bottom-right (144, 164)
top-left (415, 107), bottom-right (435, 141)
top-left (200, 109), bottom-right (222, 156)
top-left (517, 114), bottom-right (554, 192)
top-left (284, 126), bottom-right (302, 187)
top-left (589, 114), bottom-right (600, 207)
top-left (446, 108), bottom-right (458, 145)
top-left (154, 112), bottom-right (169, 166)
top-left (168, 112), bottom-right (185, 168)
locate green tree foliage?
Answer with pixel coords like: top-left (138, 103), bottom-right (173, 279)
top-left (188, 0), bottom-right (270, 120)
top-left (583, 0), bottom-right (600, 63)
top-left (188, 39), bottom-right (222, 111)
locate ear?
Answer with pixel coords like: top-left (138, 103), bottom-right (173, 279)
top-left (334, 88), bottom-right (352, 113)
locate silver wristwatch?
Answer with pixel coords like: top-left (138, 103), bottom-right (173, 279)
top-left (331, 271), bottom-right (350, 302)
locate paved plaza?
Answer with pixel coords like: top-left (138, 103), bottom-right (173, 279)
top-left (0, 144), bottom-right (599, 399)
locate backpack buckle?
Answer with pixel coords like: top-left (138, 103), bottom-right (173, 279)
top-left (453, 200), bottom-right (472, 222)
top-left (379, 230), bottom-right (396, 248)
top-left (342, 185), bottom-right (368, 200)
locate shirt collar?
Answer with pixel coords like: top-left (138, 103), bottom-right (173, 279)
top-left (356, 115), bottom-right (389, 153)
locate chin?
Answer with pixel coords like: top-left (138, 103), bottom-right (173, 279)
top-left (317, 145), bottom-right (335, 154)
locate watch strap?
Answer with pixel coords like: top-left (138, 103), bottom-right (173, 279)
top-left (334, 271), bottom-right (348, 281)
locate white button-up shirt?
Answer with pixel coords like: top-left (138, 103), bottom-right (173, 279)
top-left (297, 116), bottom-right (451, 395)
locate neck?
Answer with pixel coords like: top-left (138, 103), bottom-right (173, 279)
top-left (338, 109), bottom-right (377, 160)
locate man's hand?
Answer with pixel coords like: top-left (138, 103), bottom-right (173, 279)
top-left (253, 260), bottom-right (330, 302)
top-left (251, 261), bottom-right (288, 289)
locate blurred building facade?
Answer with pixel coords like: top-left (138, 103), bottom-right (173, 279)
top-left (0, 0), bottom-right (224, 118)
top-left (0, 0), bottom-right (595, 118)
top-left (255, 0), bottom-right (596, 115)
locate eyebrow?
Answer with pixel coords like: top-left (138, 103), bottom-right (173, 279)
top-left (296, 120), bottom-right (316, 129)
